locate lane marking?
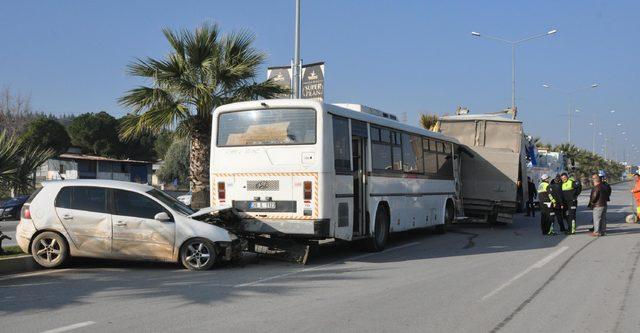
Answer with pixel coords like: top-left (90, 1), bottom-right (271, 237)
top-left (41, 321), bottom-right (96, 333)
top-left (482, 246), bottom-right (569, 301)
top-left (235, 241), bottom-right (421, 288)
top-left (0, 268), bottom-right (73, 282)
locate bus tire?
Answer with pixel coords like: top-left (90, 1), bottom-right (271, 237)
top-left (367, 205), bottom-right (390, 252)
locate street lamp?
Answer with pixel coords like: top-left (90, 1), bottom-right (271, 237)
top-left (542, 83), bottom-right (598, 144)
top-left (471, 28), bottom-right (557, 119)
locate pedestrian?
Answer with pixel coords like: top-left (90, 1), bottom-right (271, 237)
top-left (589, 174), bottom-right (610, 236)
top-left (561, 172), bottom-right (581, 234)
top-left (631, 172), bottom-right (640, 219)
top-left (550, 175), bottom-right (567, 232)
top-left (526, 176), bottom-right (537, 217)
top-left (538, 174), bottom-right (557, 235)
top-left (590, 171), bottom-right (612, 232)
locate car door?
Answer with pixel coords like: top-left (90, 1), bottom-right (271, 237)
top-left (111, 189), bottom-right (175, 260)
top-left (54, 186), bottom-right (112, 256)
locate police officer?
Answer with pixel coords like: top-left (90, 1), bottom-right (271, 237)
top-left (538, 174), bottom-right (557, 235)
top-left (561, 172), bottom-right (582, 234)
top-left (550, 174), bottom-right (566, 232)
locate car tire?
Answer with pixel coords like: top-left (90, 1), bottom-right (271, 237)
top-left (31, 231), bottom-right (69, 269)
top-left (367, 206), bottom-right (390, 252)
top-left (180, 238), bottom-right (217, 271)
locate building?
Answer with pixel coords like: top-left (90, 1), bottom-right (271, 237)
top-left (36, 151), bottom-right (153, 185)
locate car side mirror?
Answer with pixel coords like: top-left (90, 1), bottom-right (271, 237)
top-left (154, 212), bottom-right (172, 222)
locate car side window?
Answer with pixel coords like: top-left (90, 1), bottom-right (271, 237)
top-left (114, 189), bottom-right (170, 220)
top-left (55, 186), bottom-right (107, 213)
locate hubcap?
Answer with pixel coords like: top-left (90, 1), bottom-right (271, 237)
top-left (35, 238), bottom-right (61, 263)
top-left (185, 242), bottom-right (211, 268)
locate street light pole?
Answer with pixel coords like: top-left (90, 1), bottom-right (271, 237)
top-left (292, 0), bottom-right (301, 99)
top-left (542, 83), bottom-right (598, 145)
top-left (471, 29), bottom-right (557, 119)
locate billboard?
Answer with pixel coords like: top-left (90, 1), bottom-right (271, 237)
top-left (267, 62), bottom-right (325, 101)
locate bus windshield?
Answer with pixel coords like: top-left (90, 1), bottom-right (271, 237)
top-left (217, 108), bottom-right (316, 147)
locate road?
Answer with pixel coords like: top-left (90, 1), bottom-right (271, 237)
top-left (1, 182), bottom-right (640, 333)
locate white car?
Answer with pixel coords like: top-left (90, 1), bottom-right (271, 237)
top-left (16, 180), bottom-right (241, 270)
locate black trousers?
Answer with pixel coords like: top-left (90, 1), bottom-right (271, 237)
top-left (540, 204), bottom-right (553, 234)
top-left (554, 207), bottom-right (566, 231)
top-left (564, 200), bottom-right (577, 233)
top-left (526, 198), bottom-right (535, 216)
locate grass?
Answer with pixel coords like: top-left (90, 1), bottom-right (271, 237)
top-left (0, 245), bottom-right (26, 258)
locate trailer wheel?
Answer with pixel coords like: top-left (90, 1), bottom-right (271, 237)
top-left (367, 205), bottom-right (389, 252)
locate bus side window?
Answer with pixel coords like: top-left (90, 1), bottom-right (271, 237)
top-left (391, 131), bottom-right (402, 171)
top-left (371, 126), bottom-right (392, 171)
top-left (423, 138), bottom-right (438, 174)
top-left (332, 116), bottom-right (351, 173)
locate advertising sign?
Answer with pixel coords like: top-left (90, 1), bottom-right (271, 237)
top-left (267, 62), bottom-right (325, 100)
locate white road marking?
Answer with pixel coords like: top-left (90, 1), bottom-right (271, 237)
top-left (40, 321), bottom-right (96, 333)
top-left (0, 268), bottom-right (73, 282)
top-left (481, 246), bottom-right (569, 301)
top-left (235, 241), bottom-right (421, 288)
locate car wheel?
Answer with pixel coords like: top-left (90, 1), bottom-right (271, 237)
top-left (180, 238), bottom-right (217, 271)
top-left (31, 232), bottom-right (69, 268)
top-left (367, 206), bottom-right (390, 252)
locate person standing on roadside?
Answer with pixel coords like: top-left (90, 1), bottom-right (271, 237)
top-left (550, 174), bottom-right (567, 232)
top-left (538, 174), bottom-right (557, 235)
top-left (561, 172), bottom-right (581, 234)
top-left (631, 172), bottom-right (640, 219)
top-left (526, 176), bottom-right (537, 217)
top-left (589, 174), bottom-right (610, 236)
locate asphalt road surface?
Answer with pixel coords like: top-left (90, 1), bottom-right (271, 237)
top-left (1, 182), bottom-right (640, 333)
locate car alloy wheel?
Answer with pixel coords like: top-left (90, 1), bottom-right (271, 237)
top-left (31, 231), bottom-right (68, 268)
top-left (181, 238), bottom-right (216, 270)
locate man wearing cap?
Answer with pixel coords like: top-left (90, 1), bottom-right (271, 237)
top-left (631, 172), bottom-right (640, 219)
top-left (550, 174), bottom-right (567, 232)
top-left (538, 174), bottom-right (557, 235)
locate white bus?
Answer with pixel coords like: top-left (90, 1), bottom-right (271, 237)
top-left (210, 99), bottom-right (461, 251)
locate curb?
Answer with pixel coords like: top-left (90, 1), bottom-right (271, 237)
top-left (0, 255), bottom-right (40, 276)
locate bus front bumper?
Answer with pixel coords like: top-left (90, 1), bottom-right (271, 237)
top-left (236, 218), bottom-right (330, 238)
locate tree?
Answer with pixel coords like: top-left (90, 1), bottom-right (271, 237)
top-left (419, 114), bottom-right (439, 131)
top-left (20, 116), bottom-right (70, 155)
top-left (155, 139), bottom-right (190, 186)
top-left (154, 130), bottom-right (174, 160)
top-left (68, 111), bottom-right (122, 157)
top-left (0, 130), bottom-right (54, 195)
top-left (0, 87), bottom-right (39, 137)
top-left (117, 115), bottom-right (158, 161)
top-left (119, 23), bottom-right (284, 208)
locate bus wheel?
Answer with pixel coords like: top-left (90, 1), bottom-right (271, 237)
top-left (367, 206), bottom-right (389, 252)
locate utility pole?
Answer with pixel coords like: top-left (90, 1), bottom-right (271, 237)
top-left (292, 0), bottom-right (301, 99)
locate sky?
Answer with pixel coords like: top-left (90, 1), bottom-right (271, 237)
top-left (1, 0), bottom-right (638, 163)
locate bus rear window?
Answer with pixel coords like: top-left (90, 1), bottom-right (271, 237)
top-left (217, 108), bottom-right (316, 147)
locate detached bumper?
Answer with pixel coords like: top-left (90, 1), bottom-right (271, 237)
top-left (237, 218), bottom-right (330, 238)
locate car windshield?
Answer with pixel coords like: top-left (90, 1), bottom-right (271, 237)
top-left (217, 108), bottom-right (316, 147)
top-left (4, 196), bottom-right (27, 206)
top-left (146, 189), bottom-right (195, 216)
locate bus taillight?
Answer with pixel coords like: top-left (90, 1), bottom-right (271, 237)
top-left (218, 182), bottom-right (226, 201)
top-left (303, 181), bottom-right (312, 200)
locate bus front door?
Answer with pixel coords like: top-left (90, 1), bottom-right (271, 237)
top-left (352, 136), bottom-right (367, 237)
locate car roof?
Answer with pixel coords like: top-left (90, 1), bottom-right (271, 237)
top-left (42, 179), bottom-right (153, 192)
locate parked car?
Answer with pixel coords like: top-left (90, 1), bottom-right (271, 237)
top-left (0, 195), bottom-right (29, 221)
top-left (177, 191), bottom-right (192, 206)
top-left (16, 180), bottom-right (242, 270)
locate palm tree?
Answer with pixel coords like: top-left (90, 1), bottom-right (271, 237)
top-left (119, 23), bottom-right (284, 208)
top-left (0, 130), bottom-right (54, 196)
top-left (419, 114), bottom-right (439, 131)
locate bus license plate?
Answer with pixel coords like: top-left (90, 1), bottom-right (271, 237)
top-left (250, 201), bottom-right (276, 209)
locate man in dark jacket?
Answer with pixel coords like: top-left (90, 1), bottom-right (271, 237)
top-left (589, 174), bottom-right (610, 236)
top-left (526, 177), bottom-right (537, 217)
top-left (550, 175), bottom-right (566, 232)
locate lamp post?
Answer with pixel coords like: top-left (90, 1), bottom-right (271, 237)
top-left (471, 29), bottom-right (557, 119)
top-left (542, 83), bottom-right (599, 144)
top-left (292, 0), bottom-right (301, 98)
